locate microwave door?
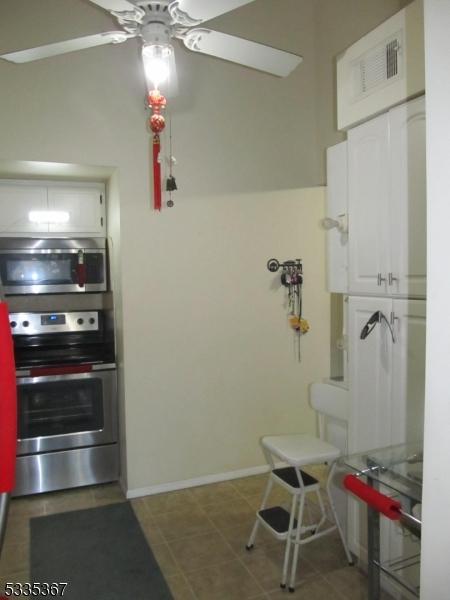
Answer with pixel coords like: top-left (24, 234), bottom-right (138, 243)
top-left (0, 248), bottom-right (106, 294)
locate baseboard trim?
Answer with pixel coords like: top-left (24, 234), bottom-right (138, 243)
top-left (126, 463), bottom-right (280, 499)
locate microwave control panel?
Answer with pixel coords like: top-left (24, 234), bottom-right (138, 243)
top-left (9, 311), bottom-right (99, 335)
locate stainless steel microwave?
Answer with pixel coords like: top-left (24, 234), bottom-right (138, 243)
top-left (0, 238), bottom-right (107, 294)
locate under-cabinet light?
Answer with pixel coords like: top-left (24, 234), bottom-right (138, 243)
top-left (28, 210), bottom-right (70, 224)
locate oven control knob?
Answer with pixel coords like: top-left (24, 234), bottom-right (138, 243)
top-left (22, 320), bottom-right (29, 328)
top-left (10, 321), bottom-right (16, 329)
top-left (89, 318), bottom-right (95, 325)
top-left (77, 318), bottom-right (84, 325)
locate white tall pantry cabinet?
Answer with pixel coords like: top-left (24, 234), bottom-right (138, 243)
top-left (326, 95), bottom-right (426, 570)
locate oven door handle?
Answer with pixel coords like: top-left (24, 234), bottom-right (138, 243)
top-left (29, 364), bottom-right (93, 377)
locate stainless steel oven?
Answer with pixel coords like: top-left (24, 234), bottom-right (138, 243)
top-left (10, 310), bottom-right (118, 496)
top-left (17, 368), bottom-right (117, 456)
top-left (0, 238), bottom-right (106, 295)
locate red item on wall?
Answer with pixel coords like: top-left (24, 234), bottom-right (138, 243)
top-left (343, 474), bottom-right (402, 520)
top-left (0, 303), bottom-right (17, 494)
top-left (147, 89), bottom-right (167, 211)
top-left (153, 135), bottom-right (162, 212)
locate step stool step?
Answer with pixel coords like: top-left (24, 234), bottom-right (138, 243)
top-left (258, 506), bottom-right (298, 535)
top-left (272, 466), bottom-right (318, 489)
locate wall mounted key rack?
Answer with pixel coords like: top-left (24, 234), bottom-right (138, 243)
top-left (266, 258), bottom-right (308, 361)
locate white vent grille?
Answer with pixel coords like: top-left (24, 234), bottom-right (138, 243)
top-left (351, 33), bottom-right (402, 100)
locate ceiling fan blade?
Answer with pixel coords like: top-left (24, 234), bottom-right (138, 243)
top-left (0, 31), bottom-right (130, 63)
top-left (175, 0), bottom-right (256, 23)
top-left (87, 0), bottom-right (137, 12)
top-left (183, 29), bottom-right (303, 77)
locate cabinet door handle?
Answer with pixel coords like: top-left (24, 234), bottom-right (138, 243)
top-left (388, 272), bottom-right (398, 286)
top-left (377, 273), bottom-right (386, 286)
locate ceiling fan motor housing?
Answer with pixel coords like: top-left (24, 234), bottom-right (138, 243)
top-left (141, 22), bottom-right (171, 46)
top-left (137, 1), bottom-right (172, 46)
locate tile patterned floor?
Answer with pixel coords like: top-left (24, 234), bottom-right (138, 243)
top-left (0, 468), bottom-right (379, 599)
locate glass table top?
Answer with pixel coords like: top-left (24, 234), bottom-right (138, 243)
top-left (339, 442), bottom-right (423, 504)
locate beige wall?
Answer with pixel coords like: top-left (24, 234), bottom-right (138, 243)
top-left (0, 0), bottom-right (403, 493)
top-left (121, 187), bottom-right (330, 491)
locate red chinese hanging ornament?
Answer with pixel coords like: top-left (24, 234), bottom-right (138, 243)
top-left (147, 89), bottom-right (167, 211)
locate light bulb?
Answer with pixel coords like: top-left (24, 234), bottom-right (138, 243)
top-left (142, 44), bottom-right (172, 89)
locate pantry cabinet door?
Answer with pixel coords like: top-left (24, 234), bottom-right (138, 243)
top-left (0, 183), bottom-right (48, 235)
top-left (390, 298), bottom-right (426, 445)
top-left (389, 96), bottom-right (426, 298)
top-left (347, 296), bottom-right (393, 454)
top-left (386, 298), bottom-right (425, 584)
top-left (348, 114), bottom-right (390, 295)
top-left (47, 185), bottom-right (105, 235)
top-left (347, 295), bottom-right (393, 559)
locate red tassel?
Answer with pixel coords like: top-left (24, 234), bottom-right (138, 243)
top-left (153, 134), bottom-right (162, 212)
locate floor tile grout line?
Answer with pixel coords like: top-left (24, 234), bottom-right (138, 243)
top-left (321, 565), bottom-right (366, 600)
top-left (143, 501), bottom-right (253, 599)
top-left (161, 541), bottom-right (200, 600)
top-left (180, 485), bottom-right (270, 598)
top-left (204, 479), bottom-right (338, 597)
top-left (207, 510), bottom-right (268, 598)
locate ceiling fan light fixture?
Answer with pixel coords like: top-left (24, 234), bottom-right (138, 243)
top-left (142, 43), bottom-right (173, 89)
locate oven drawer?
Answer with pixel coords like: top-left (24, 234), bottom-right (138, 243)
top-left (13, 444), bottom-right (119, 497)
top-left (16, 369), bottom-right (117, 455)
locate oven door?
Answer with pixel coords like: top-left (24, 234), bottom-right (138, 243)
top-left (0, 248), bottom-right (106, 294)
top-left (16, 369), bottom-right (117, 455)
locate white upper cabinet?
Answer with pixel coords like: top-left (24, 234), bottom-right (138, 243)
top-left (47, 185), bottom-right (104, 235)
top-left (0, 183), bottom-right (48, 235)
top-left (347, 95), bottom-right (426, 298)
top-left (348, 113), bottom-right (390, 295)
top-left (0, 180), bottom-right (105, 237)
top-left (389, 96), bottom-right (427, 297)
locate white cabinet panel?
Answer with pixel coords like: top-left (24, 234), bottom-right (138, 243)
top-left (0, 184), bottom-right (48, 235)
top-left (48, 186), bottom-right (104, 234)
top-left (389, 96), bottom-right (427, 297)
top-left (347, 296), bottom-right (425, 567)
top-left (391, 299), bottom-right (426, 445)
top-left (348, 114), bottom-right (390, 295)
top-left (348, 296), bottom-right (393, 453)
top-left (347, 96), bottom-right (426, 298)
top-left (326, 142), bottom-right (348, 293)
top-left (348, 296), bottom-right (425, 452)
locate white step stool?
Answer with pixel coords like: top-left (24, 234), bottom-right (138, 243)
top-left (246, 433), bottom-right (354, 592)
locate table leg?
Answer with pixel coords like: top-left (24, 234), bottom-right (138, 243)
top-left (367, 502), bottom-right (381, 600)
top-left (0, 492), bottom-right (10, 558)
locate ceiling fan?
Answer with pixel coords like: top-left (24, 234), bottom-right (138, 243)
top-left (0, 0), bottom-right (303, 93)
